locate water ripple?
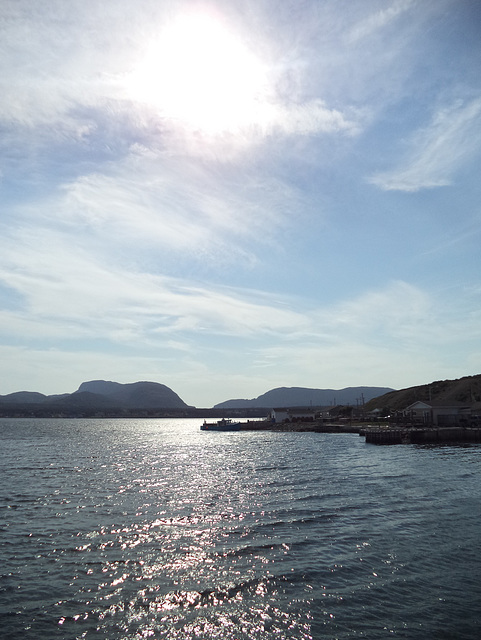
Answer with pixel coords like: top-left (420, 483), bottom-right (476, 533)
top-left (1, 419), bottom-right (481, 639)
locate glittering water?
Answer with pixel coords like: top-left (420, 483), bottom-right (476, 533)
top-left (1, 418), bottom-right (480, 639)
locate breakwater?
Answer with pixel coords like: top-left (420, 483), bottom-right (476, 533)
top-left (362, 426), bottom-right (481, 445)
top-left (239, 421), bottom-right (481, 445)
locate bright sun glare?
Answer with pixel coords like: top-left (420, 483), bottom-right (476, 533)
top-left (128, 13), bottom-right (268, 134)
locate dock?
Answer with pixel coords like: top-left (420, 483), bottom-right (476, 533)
top-left (362, 426), bottom-right (481, 445)
top-left (230, 420), bottom-right (481, 444)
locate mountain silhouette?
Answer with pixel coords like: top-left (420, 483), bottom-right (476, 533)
top-left (75, 380), bottom-right (190, 409)
top-left (214, 386), bottom-right (394, 409)
top-left (0, 380), bottom-right (190, 410)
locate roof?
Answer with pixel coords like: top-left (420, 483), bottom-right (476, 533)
top-left (404, 400), bottom-right (471, 411)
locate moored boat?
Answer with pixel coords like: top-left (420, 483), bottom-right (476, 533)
top-left (200, 418), bottom-right (241, 431)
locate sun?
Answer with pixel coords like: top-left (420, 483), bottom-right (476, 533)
top-left (127, 12), bottom-right (269, 134)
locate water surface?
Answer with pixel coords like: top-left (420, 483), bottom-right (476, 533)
top-left (1, 418), bottom-right (480, 638)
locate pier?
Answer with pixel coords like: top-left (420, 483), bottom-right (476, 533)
top-left (233, 420), bottom-right (481, 445)
top-left (362, 426), bottom-right (481, 445)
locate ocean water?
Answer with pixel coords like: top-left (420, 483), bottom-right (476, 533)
top-left (1, 418), bottom-right (480, 640)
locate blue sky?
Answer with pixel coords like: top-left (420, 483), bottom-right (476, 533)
top-left (1, 0), bottom-right (480, 406)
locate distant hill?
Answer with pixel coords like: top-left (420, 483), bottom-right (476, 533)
top-left (0, 391), bottom-right (48, 404)
top-left (53, 391), bottom-right (122, 408)
top-left (214, 386), bottom-right (395, 409)
top-left (0, 380), bottom-right (190, 411)
top-left (76, 380), bottom-right (189, 409)
top-left (364, 374), bottom-right (481, 412)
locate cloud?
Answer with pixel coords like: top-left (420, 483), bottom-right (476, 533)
top-left (1, 0), bottom-right (480, 406)
top-left (1, 205), bottom-right (442, 371)
top-left (1, 263), bottom-right (479, 403)
top-left (0, 278), bottom-right (432, 404)
top-left (347, 0), bottom-right (416, 44)
top-left (15, 141), bottom-right (302, 274)
top-left (0, 0), bottom-right (366, 186)
top-left (369, 97), bottom-right (481, 191)
top-left (159, 97), bottom-right (361, 141)
top-left (317, 281), bottom-right (432, 339)
top-left (258, 99), bottom-right (360, 137)
top-left (0, 224), bottom-right (309, 345)
top-left (250, 280), bottom-right (481, 391)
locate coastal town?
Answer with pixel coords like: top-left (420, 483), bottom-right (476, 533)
top-left (1, 374), bottom-right (480, 445)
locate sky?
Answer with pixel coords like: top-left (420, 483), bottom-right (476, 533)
top-left (1, 0), bottom-right (481, 407)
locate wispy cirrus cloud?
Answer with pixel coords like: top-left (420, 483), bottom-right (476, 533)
top-left (369, 97), bottom-right (481, 191)
top-left (19, 142), bottom-right (301, 270)
top-left (1, 0), bottom-right (480, 405)
top-left (0, 225), bottom-right (309, 344)
top-left (251, 279), bottom-right (481, 391)
top-left (259, 99), bottom-right (360, 137)
top-left (346, 0), bottom-right (416, 44)
top-left (0, 1), bottom-right (360, 159)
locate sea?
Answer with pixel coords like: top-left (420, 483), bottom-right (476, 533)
top-left (1, 418), bottom-right (480, 640)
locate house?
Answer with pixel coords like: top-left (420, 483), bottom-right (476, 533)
top-left (403, 400), bottom-right (472, 426)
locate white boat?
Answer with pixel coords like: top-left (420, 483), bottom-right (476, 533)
top-left (200, 418), bottom-right (241, 431)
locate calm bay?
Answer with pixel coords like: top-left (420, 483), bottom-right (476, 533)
top-left (1, 418), bottom-right (480, 639)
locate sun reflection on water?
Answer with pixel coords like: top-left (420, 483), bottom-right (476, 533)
top-left (6, 420), bottom-right (480, 639)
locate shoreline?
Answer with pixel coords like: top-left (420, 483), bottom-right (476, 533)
top-left (238, 420), bottom-right (481, 444)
